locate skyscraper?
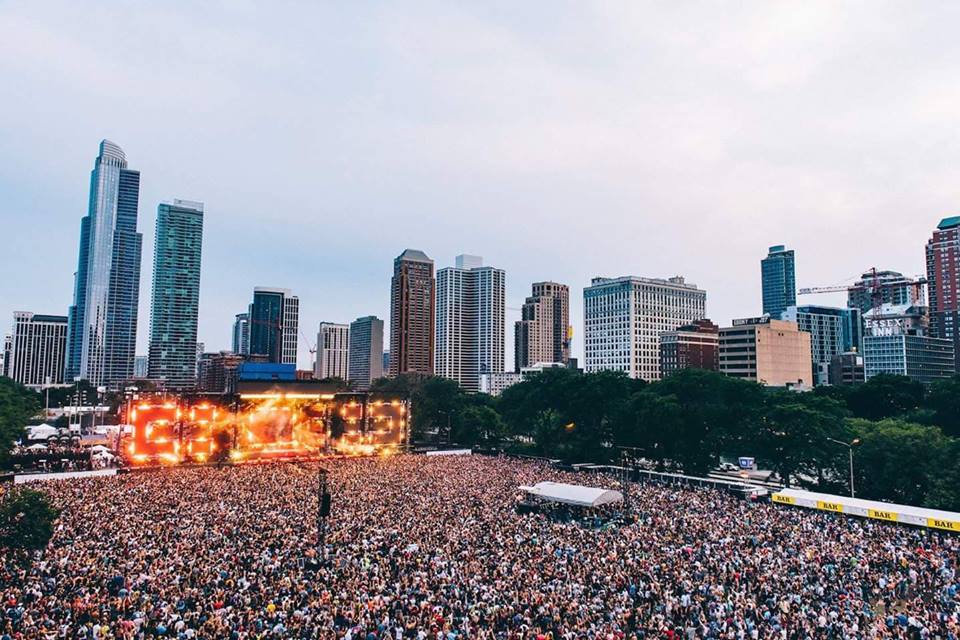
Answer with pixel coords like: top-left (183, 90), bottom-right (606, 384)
top-left (584, 275), bottom-right (706, 381)
top-left (348, 316), bottom-right (384, 390)
top-left (761, 245), bottom-right (796, 317)
top-left (248, 287), bottom-right (299, 365)
top-left (389, 249), bottom-right (435, 377)
top-left (232, 313), bottom-right (250, 355)
top-left (926, 216), bottom-right (960, 369)
top-left (515, 281), bottom-right (570, 371)
top-left (147, 200), bottom-right (204, 390)
top-left (6, 312), bottom-right (68, 389)
top-left (66, 140), bottom-right (143, 386)
top-left (314, 322), bottom-right (350, 380)
top-left (435, 255), bottom-right (506, 392)
top-left (719, 317), bottom-right (812, 387)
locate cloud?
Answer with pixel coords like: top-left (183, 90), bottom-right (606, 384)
top-left (1, 1), bottom-right (958, 370)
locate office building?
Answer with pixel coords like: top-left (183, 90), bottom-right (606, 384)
top-left (389, 249), bottom-right (435, 377)
top-left (248, 287), bottom-right (299, 365)
top-left (515, 281), bottom-right (570, 371)
top-left (584, 275), bottom-right (706, 381)
top-left (761, 245), bottom-right (796, 317)
top-left (659, 319), bottom-right (719, 377)
top-left (862, 303), bottom-right (954, 384)
top-left (146, 200), bottom-right (204, 390)
top-left (435, 255), bottom-right (506, 392)
top-left (232, 313), bottom-right (250, 355)
top-left (863, 335), bottom-right (953, 384)
top-left (926, 216), bottom-right (960, 369)
top-left (780, 305), bottom-right (863, 386)
top-left (66, 140), bottom-right (143, 386)
top-left (348, 316), bottom-right (384, 390)
top-left (6, 312), bottom-right (68, 389)
top-left (719, 317), bottom-right (812, 387)
top-left (829, 352), bottom-right (865, 385)
top-left (848, 270), bottom-right (925, 314)
top-left (315, 322), bottom-right (350, 380)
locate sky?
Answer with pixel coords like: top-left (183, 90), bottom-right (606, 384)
top-left (2, 1), bottom-right (959, 370)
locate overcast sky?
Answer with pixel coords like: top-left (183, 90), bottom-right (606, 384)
top-left (2, 1), bottom-right (959, 369)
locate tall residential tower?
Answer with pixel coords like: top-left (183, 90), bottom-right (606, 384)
top-left (66, 140), bottom-right (142, 386)
top-left (146, 200), bottom-right (204, 389)
top-left (761, 245), bottom-right (796, 318)
top-left (435, 255), bottom-right (506, 392)
top-left (926, 216), bottom-right (960, 370)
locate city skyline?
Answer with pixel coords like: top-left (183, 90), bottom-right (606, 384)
top-left (3, 3), bottom-right (960, 371)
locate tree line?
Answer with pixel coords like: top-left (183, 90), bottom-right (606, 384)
top-left (372, 369), bottom-right (960, 511)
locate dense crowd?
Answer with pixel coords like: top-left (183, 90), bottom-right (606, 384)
top-left (1, 455), bottom-right (958, 639)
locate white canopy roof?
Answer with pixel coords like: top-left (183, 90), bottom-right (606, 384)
top-left (520, 481), bottom-right (624, 508)
top-left (28, 424), bottom-right (58, 439)
top-left (26, 443), bottom-right (48, 450)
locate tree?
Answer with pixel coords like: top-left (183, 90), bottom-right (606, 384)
top-left (410, 377), bottom-right (464, 442)
top-left (452, 405), bottom-right (506, 447)
top-left (925, 376), bottom-right (960, 437)
top-left (848, 418), bottom-right (952, 505)
top-left (646, 369), bottom-right (765, 475)
top-left (845, 374), bottom-right (924, 421)
top-left (0, 378), bottom-right (41, 469)
top-left (0, 487), bottom-right (59, 551)
top-left (757, 393), bottom-right (849, 487)
top-left (925, 440), bottom-right (960, 511)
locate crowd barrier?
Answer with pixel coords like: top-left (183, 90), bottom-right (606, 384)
top-left (772, 488), bottom-right (960, 532)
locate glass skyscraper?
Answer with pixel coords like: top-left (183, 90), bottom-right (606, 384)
top-left (761, 244), bottom-right (796, 318)
top-left (147, 200), bottom-right (204, 389)
top-left (66, 140), bottom-right (143, 386)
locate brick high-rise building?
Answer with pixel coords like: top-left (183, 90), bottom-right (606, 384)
top-left (926, 216), bottom-right (960, 370)
top-left (389, 249), bottom-right (435, 377)
top-left (515, 281), bottom-right (570, 371)
top-left (659, 318), bottom-right (719, 377)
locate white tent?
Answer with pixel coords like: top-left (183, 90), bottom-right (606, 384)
top-left (27, 424), bottom-right (58, 440)
top-left (520, 481), bottom-right (624, 508)
top-left (26, 443), bottom-right (48, 451)
top-left (90, 445), bottom-right (110, 453)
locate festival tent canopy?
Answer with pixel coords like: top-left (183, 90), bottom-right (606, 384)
top-left (89, 445), bottom-right (110, 452)
top-left (26, 443), bottom-right (48, 451)
top-left (27, 424), bottom-right (58, 440)
top-left (519, 481), bottom-right (624, 508)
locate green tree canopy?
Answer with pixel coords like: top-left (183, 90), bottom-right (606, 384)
top-left (0, 487), bottom-right (59, 551)
top-left (845, 374), bottom-right (924, 421)
top-left (0, 378), bottom-right (41, 469)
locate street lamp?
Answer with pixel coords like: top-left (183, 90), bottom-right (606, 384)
top-left (827, 437), bottom-right (861, 498)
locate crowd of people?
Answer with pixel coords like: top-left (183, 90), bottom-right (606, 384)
top-left (1, 454), bottom-right (958, 639)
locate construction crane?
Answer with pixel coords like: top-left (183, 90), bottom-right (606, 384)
top-left (798, 267), bottom-right (927, 311)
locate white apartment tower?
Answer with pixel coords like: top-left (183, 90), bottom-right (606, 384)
top-left (584, 275), bottom-right (706, 381)
top-left (315, 322), bottom-right (350, 380)
top-left (435, 255), bottom-right (505, 392)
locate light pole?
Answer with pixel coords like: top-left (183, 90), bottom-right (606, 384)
top-left (827, 437), bottom-right (861, 498)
